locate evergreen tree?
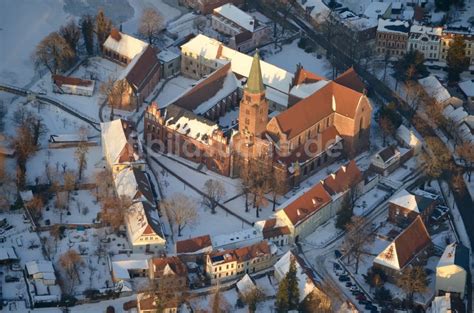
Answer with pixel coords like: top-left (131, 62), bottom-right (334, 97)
top-left (286, 257), bottom-right (300, 310)
top-left (336, 196), bottom-right (353, 230)
top-left (80, 14), bottom-right (95, 55)
top-left (275, 278), bottom-right (289, 313)
top-left (447, 36), bottom-right (469, 83)
top-left (95, 9), bottom-right (112, 53)
top-left (393, 50), bottom-right (427, 82)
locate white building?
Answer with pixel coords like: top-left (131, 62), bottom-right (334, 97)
top-left (408, 25), bottom-right (442, 60)
top-left (371, 145), bottom-right (401, 176)
top-left (212, 228), bottom-right (263, 250)
top-left (436, 243), bottom-right (469, 298)
top-left (25, 260), bottom-right (56, 286)
top-left (396, 125), bottom-right (422, 155)
top-left (458, 79), bottom-right (474, 109)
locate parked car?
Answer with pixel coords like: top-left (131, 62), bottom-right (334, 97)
top-left (351, 290), bottom-right (363, 296)
top-left (350, 286), bottom-right (358, 291)
top-left (5, 275), bottom-right (19, 282)
top-left (334, 250), bottom-right (342, 258)
top-left (358, 299), bottom-right (370, 305)
top-left (356, 294), bottom-right (366, 301)
top-left (345, 281), bottom-right (352, 287)
top-left (10, 264), bottom-right (22, 271)
top-left (366, 304), bottom-right (377, 311)
top-left (339, 276), bottom-right (350, 282)
top-left (333, 263), bottom-right (341, 270)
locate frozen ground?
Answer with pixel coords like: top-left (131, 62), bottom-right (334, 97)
top-left (263, 39), bottom-right (332, 78)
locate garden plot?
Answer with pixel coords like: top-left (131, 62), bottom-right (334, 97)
top-left (40, 189), bottom-right (101, 226)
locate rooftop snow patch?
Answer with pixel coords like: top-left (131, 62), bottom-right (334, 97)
top-left (104, 30), bottom-right (148, 60)
top-left (418, 75), bottom-right (451, 104)
top-left (214, 4), bottom-right (255, 32)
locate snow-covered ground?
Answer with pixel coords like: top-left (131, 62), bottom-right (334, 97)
top-left (154, 75), bottom-right (197, 107)
top-left (263, 39), bottom-right (332, 78)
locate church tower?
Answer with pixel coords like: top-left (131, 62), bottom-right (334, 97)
top-left (238, 51), bottom-right (268, 138)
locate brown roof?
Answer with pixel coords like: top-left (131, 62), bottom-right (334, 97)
top-left (52, 75), bottom-right (93, 87)
top-left (377, 145), bottom-right (399, 162)
top-left (110, 28), bottom-right (122, 41)
top-left (176, 235), bottom-right (212, 254)
top-left (414, 6), bottom-right (424, 22)
top-left (394, 216), bottom-right (431, 269)
top-left (334, 67), bottom-right (365, 93)
top-left (261, 218), bottom-right (291, 239)
top-left (151, 256), bottom-right (188, 278)
top-left (209, 241), bottom-right (271, 264)
top-left (126, 45), bottom-right (160, 92)
top-left (173, 63), bottom-right (237, 112)
top-left (273, 81), bottom-right (363, 140)
top-left (293, 66), bottom-right (326, 86)
top-left (138, 294), bottom-right (179, 310)
top-left (274, 126), bottom-right (340, 164)
top-left (321, 160), bottom-right (363, 196)
top-left (283, 183), bottom-right (332, 226)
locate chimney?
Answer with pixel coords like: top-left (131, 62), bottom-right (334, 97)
top-left (110, 28), bottom-right (122, 41)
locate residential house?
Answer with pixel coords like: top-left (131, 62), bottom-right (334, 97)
top-left (440, 27), bottom-right (474, 66)
top-left (158, 50), bottom-right (181, 79)
top-left (376, 19), bottom-right (410, 58)
top-left (111, 254), bottom-right (150, 281)
top-left (125, 201), bottom-right (166, 254)
top-left (101, 119), bottom-right (146, 174)
top-left (418, 75), bottom-right (463, 107)
top-left (408, 25), bottom-right (442, 60)
top-left (274, 251), bottom-right (329, 303)
top-left (114, 166), bottom-right (155, 205)
top-left (388, 189), bottom-right (437, 226)
top-left (205, 241), bottom-right (276, 282)
top-left (103, 29), bottom-right (161, 110)
top-left (371, 145), bottom-right (402, 176)
top-left (52, 75), bottom-right (95, 96)
top-left (212, 4), bottom-right (271, 52)
top-left (236, 273), bottom-right (256, 295)
top-left (254, 218), bottom-right (291, 247)
top-left (25, 260), bottom-right (56, 286)
top-left (363, 2), bottom-right (392, 20)
top-left (137, 292), bottom-right (180, 313)
top-left (396, 125), bottom-right (422, 155)
top-left (148, 256), bottom-right (188, 293)
top-left (212, 228), bottom-right (263, 250)
top-left (178, 0), bottom-right (244, 14)
top-left (431, 293), bottom-right (466, 313)
top-left (436, 243), bottom-right (469, 298)
top-left (274, 182), bottom-right (332, 242)
top-left (373, 216), bottom-right (432, 279)
top-left (176, 234), bottom-right (213, 263)
top-left (458, 80), bottom-right (474, 110)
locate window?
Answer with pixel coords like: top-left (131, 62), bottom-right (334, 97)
top-left (245, 118), bottom-right (250, 125)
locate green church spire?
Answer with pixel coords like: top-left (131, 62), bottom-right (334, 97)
top-left (245, 51), bottom-right (265, 94)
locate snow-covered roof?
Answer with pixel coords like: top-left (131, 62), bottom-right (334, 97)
top-left (0, 247), bottom-right (18, 261)
top-left (437, 242), bottom-right (469, 271)
top-left (274, 251), bottom-right (317, 300)
top-left (418, 75), bottom-right (451, 104)
top-left (363, 2), bottom-right (391, 20)
top-left (19, 190), bottom-right (34, 202)
top-left (396, 125), bottom-right (422, 149)
top-left (377, 19), bottom-right (410, 34)
top-left (410, 25), bottom-right (442, 36)
top-left (443, 105), bottom-right (468, 125)
top-left (164, 104), bottom-right (220, 144)
top-left (389, 189), bottom-right (416, 211)
top-left (214, 4), bottom-right (255, 32)
top-left (114, 167), bottom-right (154, 205)
top-left (431, 294), bottom-right (452, 313)
top-left (26, 260), bottom-right (55, 276)
top-left (126, 202), bottom-right (164, 244)
top-left (212, 228), bottom-right (263, 249)
top-left (103, 31), bottom-right (148, 60)
top-left (459, 79), bottom-right (474, 97)
top-left (49, 134), bottom-right (87, 143)
top-left (111, 254), bottom-right (150, 280)
top-left (158, 49), bottom-right (180, 63)
top-left (101, 119), bottom-right (129, 164)
top-left (289, 80), bottom-right (329, 99)
top-left (296, 0), bottom-right (330, 23)
top-left (236, 274), bottom-right (256, 294)
top-left (181, 34), bottom-right (293, 97)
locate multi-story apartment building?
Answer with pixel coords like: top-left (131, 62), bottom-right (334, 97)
top-left (408, 25), bottom-right (442, 60)
top-left (205, 241), bottom-right (276, 282)
top-left (440, 27), bottom-right (474, 66)
top-left (376, 19), bottom-right (410, 58)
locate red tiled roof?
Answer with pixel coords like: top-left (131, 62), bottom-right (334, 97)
top-left (176, 235), bottom-right (212, 254)
top-left (293, 66), bottom-right (326, 85)
top-left (261, 218), bottom-right (291, 239)
top-left (283, 183), bottom-right (332, 226)
top-left (274, 126), bottom-right (340, 164)
top-left (151, 256), bottom-right (188, 278)
top-left (209, 241), bottom-right (271, 263)
top-left (321, 160), bottom-right (363, 196)
top-left (52, 75), bottom-right (93, 87)
top-left (126, 45), bottom-right (160, 92)
top-left (273, 81), bottom-right (363, 140)
top-left (394, 216), bottom-right (431, 269)
top-left (334, 67), bottom-right (365, 93)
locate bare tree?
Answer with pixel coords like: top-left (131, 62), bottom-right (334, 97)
top-left (59, 250), bottom-right (85, 294)
top-left (240, 286), bottom-right (266, 313)
top-left (456, 142), bottom-right (474, 182)
top-left (25, 196), bottom-right (44, 220)
top-left (75, 129), bottom-right (89, 181)
top-left (202, 179), bottom-right (226, 214)
top-left (63, 170), bottom-right (76, 202)
top-left (34, 31), bottom-right (75, 74)
top-left (94, 168), bottom-right (114, 201)
top-left (138, 7), bottom-right (164, 44)
top-left (49, 224), bottom-right (62, 252)
top-left (342, 216), bottom-right (374, 274)
top-left (100, 195), bottom-right (132, 231)
top-left (270, 166), bottom-right (287, 211)
top-left (100, 77), bottom-right (129, 119)
top-left (397, 266), bottom-right (429, 308)
top-left (11, 125), bottom-right (37, 188)
top-left (378, 116), bottom-right (395, 147)
top-left (59, 20), bottom-right (81, 54)
top-left (162, 193), bottom-right (198, 237)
